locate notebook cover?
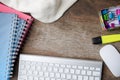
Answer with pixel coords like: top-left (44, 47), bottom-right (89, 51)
top-left (0, 13), bottom-right (18, 80)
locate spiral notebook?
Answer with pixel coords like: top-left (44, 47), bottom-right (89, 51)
top-left (0, 13), bottom-right (31, 79)
top-left (0, 3), bottom-right (33, 79)
top-left (0, 3), bottom-right (33, 48)
top-left (0, 13), bottom-right (18, 79)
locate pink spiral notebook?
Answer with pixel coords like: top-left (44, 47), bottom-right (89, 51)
top-left (0, 3), bottom-right (33, 48)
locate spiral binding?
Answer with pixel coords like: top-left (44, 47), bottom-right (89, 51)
top-left (17, 20), bottom-right (26, 47)
top-left (10, 14), bottom-right (18, 78)
top-left (18, 18), bottom-right (33, 48)
top-left (8, 18), bottom-right (26, 78)
top-left (5, 15), bottom-right (33, 79)
top-left (11, 18), bottom-right (25, 54)
top-left (5, 14), bottom-right (18, 79)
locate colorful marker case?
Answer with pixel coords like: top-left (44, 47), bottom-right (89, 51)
top-left (99, 6), bottom-right (120, 30)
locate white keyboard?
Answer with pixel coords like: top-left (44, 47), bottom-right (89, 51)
top-left (18, 54), bottom-right (103, 80)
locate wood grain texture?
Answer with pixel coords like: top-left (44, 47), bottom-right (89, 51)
top-left (12, 0), bottom-right (120, 80)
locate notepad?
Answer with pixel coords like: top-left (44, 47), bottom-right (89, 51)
top-left (0, 3), bottom-right (33, 79)
top-left (0, 3), bottom-right (33, 48)
top-left (0, 4), bottom-right (33, 80)
top-left (0, 13), bottom-right (18, 79)
top-left (0, 12), bottom-right (30, 79)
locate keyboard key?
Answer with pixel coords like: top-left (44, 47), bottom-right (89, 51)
top-left (20, 61), bottom-right (25, 64)
top-left (45, 77), bottom-right (50, 80)
top-left (93, 71), bottom-right (100, 76)
top-left (64, 68), bottom-right (69, 73)
top-left (20, 65), bottom-right (24, 70)
top-left (75, 69), bottom-right (80, 74)
top-left (34, 77), bottom-right (39, 80)
top-left (51, 78), bottom-right (55, 80)
top-left (72, 65), bottom-right (77, 69)
top-left (53, 67), bottom-right (58, 72)
top-left (49, 63), bottom-right (54, 66)
top-left (96, 68), bottom-right (101, 71)
top-left (70, 69), bottom-right (75, 74)
top-left (50, 72), bottom-right (54, 77)
top-left (43, 63), bottom-right (48, 66)
top-left (36, 66), bottom-right (41, 70)
top-left (78, 76), bottom-right (82, 80)
top-left (39, 72), bottom-right (43, 76)
top-left (42, 67), bottom-right (47, 71)
top-left (66, 74), bottom-right (71, 79)
top-left (55, 64), bottom-right (59, 67)
top-left (90, 67), bottom-right (95, 70)
top-left (89, 76), bottom-right (94, 80)
top-left (33, 71), bottom-right (38, 75)
top-left (87, 71), bottom-right (92, 76)
top-left (66, 65), bottom-right (71, 68)
top-left (72, 75), bottom-right (77, 80)
top-left (20, 70), bottom-right (27, 75)
top-left (48, 67), bottom-right (52, 72)
top-left (39, 77), bottom-right (44, 80)
top-left (84, 67), bottom-right (89, 70)
top-left (31, 62), bottom-right (36, 66)
top-left (44, 72), bottom-right (49, 77)
top-left (61, 73), bottom-right (66, 79)
top-left (37, 62), bottom-right (42, 65)
top-left (95, 77), bottom-right (100, 80)
top-left (26, 65), bottom-right (30, 70)
top-left (83, 76), bottom-right (88, 80)
top-left (28, 76), bottom-right (33, 80)
top-left (61, 64), bottom-right (65, 68)
top-left (59, 68), bottom-right (63, 73)
top-left (78, 66), bottom-right (83, 69)
top-left (19, 76), bottom-right (27, 80)
top-left (27, 70), bottom-right (32, 75)
top-left (31, 66), bottom-right (35, 70)
top-left (56, 73), bottom-right (60, 78)
top-left (81, 70), bottom-right (86, 75)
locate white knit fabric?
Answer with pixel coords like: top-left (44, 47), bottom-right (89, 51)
top-left (0, 0), bottom-right (77, 23)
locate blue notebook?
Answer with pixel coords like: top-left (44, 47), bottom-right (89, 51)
top-left (0, 12), bottom-right (27, 80)
top-left (0, 13), bottom-right (18, 79)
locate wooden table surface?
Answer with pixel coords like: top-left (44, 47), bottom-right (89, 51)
top-left (12, 0), bottom-right (120, 80)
